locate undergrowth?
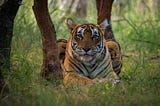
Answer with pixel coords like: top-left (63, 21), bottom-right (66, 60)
top-left (0, 0), bottom-right (160, 106)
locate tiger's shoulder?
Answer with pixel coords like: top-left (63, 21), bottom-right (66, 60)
top-left (57, 38), bottom-right (122, 76)
top-left (57, 18), bottom-right (122, 86)
top-left (105, 40), bottom-right (122, 75)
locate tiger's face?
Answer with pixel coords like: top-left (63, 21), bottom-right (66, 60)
top-left (66, 18), bottom-right (109, 63)
top-left (71, 24), bottom-right (104, 62)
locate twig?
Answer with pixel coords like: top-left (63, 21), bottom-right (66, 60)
top-left (112, 18), bottom-right (125, 22)
top-left (147, 55), bottom-right (160, 60)
top-left (122, 16), bottom-right (140, 36)
top-left (132, 39), bottom-right (160, 46)
top-left (113, 17), bottom-right (160, 46)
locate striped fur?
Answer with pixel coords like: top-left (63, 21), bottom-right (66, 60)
top-left (62, 18), bottom-right (120, 86)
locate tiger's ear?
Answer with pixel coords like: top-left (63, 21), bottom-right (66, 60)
top-left (66, 18), bottom-right (76, 30)
top-left (99, 19), bottom-right (110, 33)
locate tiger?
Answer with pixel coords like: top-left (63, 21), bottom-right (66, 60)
top-left (58, 18), bottom-right (122, 86)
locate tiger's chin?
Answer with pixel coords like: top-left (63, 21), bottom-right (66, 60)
top-left (78, 55), bottom-right (93, 62)
top-left (72, 52), bottom-right (94, 63)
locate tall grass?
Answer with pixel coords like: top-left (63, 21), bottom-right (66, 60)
top-left (0, 0), bottom-right (160, 106)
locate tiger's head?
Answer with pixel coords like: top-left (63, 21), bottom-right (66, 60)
top-left (66, 18), bottom-right (109, 64)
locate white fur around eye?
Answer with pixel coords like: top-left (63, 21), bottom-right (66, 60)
top-left (91, 28), bottom-right (99, 40)
top-left (93, 28), bottom-right (98, 34)
top-left (77, 27), bottom-right (85, 34)
top-left (76, 27), bottom-right (85, 39)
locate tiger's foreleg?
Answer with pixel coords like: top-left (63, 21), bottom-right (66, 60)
top-left (97, 69), bottom-right (120, 86)
top-left (63, 72), bottom-right (95, 87)
top-left (96, 48), bottom-right (120, 86)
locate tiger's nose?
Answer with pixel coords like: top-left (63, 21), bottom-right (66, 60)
top-left (83, 47), bottom-right (91, 52)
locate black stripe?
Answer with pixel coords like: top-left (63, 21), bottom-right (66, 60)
top-left (91, 63), bottom-right (99, 73)
top-left (95, 62), bottom-right (111, 78)
top-left (81, 63), bottom-right (90, 77)
top-left (69, 58), bottom-right (87, 75)
top-left (69, 59), bottom-right (82, 73)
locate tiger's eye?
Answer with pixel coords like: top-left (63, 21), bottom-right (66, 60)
top-left (76, 33), bottom-right (83, 40)
top-left (92, 33), bottom-right (99, 40)
top-left (92, 35), bottom-right (99, 40)
top-left (76, 27), bottom-right (84, 40)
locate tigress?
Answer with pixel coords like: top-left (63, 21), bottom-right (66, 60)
top-left (58, 18), bottom-right (122, 86)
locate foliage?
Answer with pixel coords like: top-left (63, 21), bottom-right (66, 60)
top-left (0, 0), bottom-right (160, 106)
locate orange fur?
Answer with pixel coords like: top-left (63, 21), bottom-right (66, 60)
top-left (58, 19), bottom-right (122, 87)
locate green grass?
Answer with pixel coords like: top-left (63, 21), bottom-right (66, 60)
top-left (0, 0), bottom-right (160, 106)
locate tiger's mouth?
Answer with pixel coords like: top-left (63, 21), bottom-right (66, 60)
top-left (72, 51), bottom-right (94, 62)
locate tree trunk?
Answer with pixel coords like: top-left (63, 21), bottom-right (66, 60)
top-left (33, 0), bottom-right (63, 80)
top-left (117, 0), bottom-right (123, 15)
top-left (75, 0), bottom-right (87, 18)
top-left (158, 0), bottom-right (160, 12)
top-left (96, 0), bottom-right (115, 40)
top-left (96, 0), bottom-right (122, 75)
top-left (0, 0), bottom-right (22, 91)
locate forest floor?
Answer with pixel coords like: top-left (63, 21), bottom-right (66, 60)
top-left (0, 0), bottom-right (160, 106)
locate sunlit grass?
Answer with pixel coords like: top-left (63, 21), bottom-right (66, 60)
top-left (0, 0), bottom-right (160, 106)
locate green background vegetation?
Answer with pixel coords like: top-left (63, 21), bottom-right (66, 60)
top-left (1, 0), bottom-right (160, 105)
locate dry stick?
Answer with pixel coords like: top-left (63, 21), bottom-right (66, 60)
top-left (57, 0), bottom-right (75, 27)
top-left (141, 0), bottom-right (151, 12)
top-left (122, 16), bottom-right (160, 46)
top-left (32, 0), bottom-right (63, 80)
top-left (114, 17), bottom-right (160, 60)
top-left (111, 12), bottom-right (160, 60)
top-left (148, 55), bottom-right (160, 60)
top-left (131, 39), bottom-right (160, 46)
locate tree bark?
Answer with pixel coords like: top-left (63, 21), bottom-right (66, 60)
top-left (96, 0), bottom-right (122, 75)
top-left (0, 0), bottom-right (22, 91)
top-left (96, 0), bottom-right (115, 40)
top-left (158, 0), bottom-right (160, 12)
top-left (33, 0), bottom-right (63, 80)
top-left (75, 0), bottom-right (87, 18)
